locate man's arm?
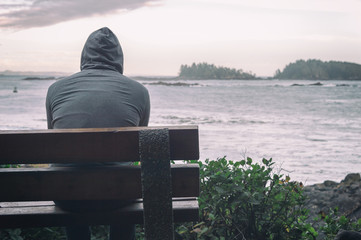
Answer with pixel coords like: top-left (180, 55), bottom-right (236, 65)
top-left (139, 91), bottom-right (150, 127)
top-left (45, 89), bottom-right (54, 129)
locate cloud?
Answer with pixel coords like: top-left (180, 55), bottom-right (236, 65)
top-left (0, 0), bottom-right (162, 29)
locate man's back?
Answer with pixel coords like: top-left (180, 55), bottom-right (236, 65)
top-left (46, 27), bottom-right (150, 129)
top-left (46, 69), bottom-right (149, 129)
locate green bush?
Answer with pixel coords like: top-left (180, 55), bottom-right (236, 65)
top-left (0, 227), bottom-right (65, 240)
top-left (177, 157), bottom-right (316, 240)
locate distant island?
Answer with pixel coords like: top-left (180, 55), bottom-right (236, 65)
top-left (23, 76), bottom-right (56, 80)
top-left (176, 60), bottom-right (361, 80)
top-left (274, 59), bottom-right (361, 80)
top-left (178, 62), bottom-right (257, 80)
top-left (2, 59), bottom-right (361, 81)
top-left (0, 70), bottom-right (68, 77)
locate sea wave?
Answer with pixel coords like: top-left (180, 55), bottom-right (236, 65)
top-left (159, 115), bottom-right (268, 125)
top-left (142, 81), bottom-right (200, 87)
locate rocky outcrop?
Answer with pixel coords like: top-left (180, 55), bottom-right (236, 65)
top-left (304, 173), bottom-right (361, 220)
top-left (334, 230), bottom-right (361, 240)
top-left (303, 173), bottom-right (361, 239)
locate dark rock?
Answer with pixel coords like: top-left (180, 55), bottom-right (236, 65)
top-left (143, 81), bottom-right (199, 87)
top-left (324, 180), bottom-right (338, 187)
top-left (304, 173), bottom-right (361, 221)
top-left (310, 82), bottom-right (323, 86)
top-left (303, 174), bottom-right (361, 239)
top-left (334, 230), bottom-right (361, 240)
top-left (342, 173), bottom-right (361, 185)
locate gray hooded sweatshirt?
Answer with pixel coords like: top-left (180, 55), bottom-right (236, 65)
top-left (46, 27), bottom-right (150, 129)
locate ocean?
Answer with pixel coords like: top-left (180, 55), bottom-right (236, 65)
top-left (1, 75), bottom-right (360, 184)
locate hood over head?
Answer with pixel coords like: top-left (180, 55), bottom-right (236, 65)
top-left (80, 27), bottom-right (124, 74)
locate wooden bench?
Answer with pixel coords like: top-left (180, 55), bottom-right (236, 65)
top-left (0, 126), bottom-right (199, 239)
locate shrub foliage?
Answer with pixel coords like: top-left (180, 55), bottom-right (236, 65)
top-left (177, 157), bottom-right (314, 239)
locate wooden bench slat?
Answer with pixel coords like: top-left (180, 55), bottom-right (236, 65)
top-left (0, 126), bottom-right (199, 164)
top-left (0, 198), bottom-right (199, 228)
top-left (0, 164), bottom-right (199, 201)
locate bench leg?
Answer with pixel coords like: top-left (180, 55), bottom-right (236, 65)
top-left (65, 225), bottom-right (91, 240)
top-left (139, 129), bottom-right (174, 240)
top-left (110, 224), bottom-right (136, 240)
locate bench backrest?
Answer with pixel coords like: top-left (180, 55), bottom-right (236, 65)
top-left (0, 126), bottom-right (199, 201)
top-left (0, 125), bottom-right (199, 164)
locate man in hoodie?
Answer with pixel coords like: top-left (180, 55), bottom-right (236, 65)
top-left (46, 27), bottom-right (150, 240)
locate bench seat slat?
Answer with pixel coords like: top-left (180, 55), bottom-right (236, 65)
top-left (0, 198), bottom-right (199, 228)
top-left (0, 126), bottom-right (199, 164)
top-left (0, 164), bottom-right (199, 201)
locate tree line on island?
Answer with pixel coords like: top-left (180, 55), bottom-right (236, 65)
top-left (274, 59), bottom-right (361, 80)
top-left (178, 62), bottom-right (257, 80)
top-left (178, 59), bottom-right (361, 80)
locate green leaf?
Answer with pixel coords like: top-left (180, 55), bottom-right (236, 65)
top-left (214, 186), bottom-right (225, 194)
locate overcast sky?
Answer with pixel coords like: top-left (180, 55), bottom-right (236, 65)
top-left (0, 0), bottom-right (360, 76)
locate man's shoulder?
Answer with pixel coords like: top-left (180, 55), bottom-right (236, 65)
top-left (46, 72), bottom-right (84, 97)
top-left (48, 70), bottom-right (148, 95)
top-left (121, 75), bottom-right (149, 92)
top-left (49, 72), bottom-right (80, 86)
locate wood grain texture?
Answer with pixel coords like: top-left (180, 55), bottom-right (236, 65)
top-left (0, 198), bottom-right (199, 228)
top-left (0, 164), bottom-right (199, 201)
top-left (0, 126), bottom-right (199, 164)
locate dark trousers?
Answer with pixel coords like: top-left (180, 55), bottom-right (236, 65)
top-left (55, 200), bottom-right (135, 240)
